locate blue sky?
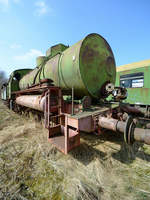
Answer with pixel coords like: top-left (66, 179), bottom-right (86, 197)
top-left (0, 0), bottom-right (150, 77)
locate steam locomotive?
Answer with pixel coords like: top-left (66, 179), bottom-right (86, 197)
top-left (1, 33), bottom-right (150, 154)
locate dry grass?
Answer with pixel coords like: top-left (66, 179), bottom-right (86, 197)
top-left (0, 100), bottom-right (150, 200)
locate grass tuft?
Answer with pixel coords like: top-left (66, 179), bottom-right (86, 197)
top-left (0, 100), bottom-right (150, 199)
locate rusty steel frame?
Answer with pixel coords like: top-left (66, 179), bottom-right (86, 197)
top-left (13, 82), bottom-right (150, 154)
top-left (13, 84), bottom-right (60, 96)
top-left (43, 87), bottom-right (80, 154)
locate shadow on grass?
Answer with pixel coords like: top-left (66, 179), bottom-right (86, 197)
top-left (70, 142), bottom-right (107, 165)
top-left (70, 130), bottom-right (150, 165)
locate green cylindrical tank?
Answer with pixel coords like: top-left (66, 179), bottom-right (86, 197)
top-left (36, 56), bottom-right (46, 67)
top-left (19, 33), bottom-right (116, 99)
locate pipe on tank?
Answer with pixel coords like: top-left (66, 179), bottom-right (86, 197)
top-left (16, 95), bottom-right (45, 111)
top-left (98, 116), bottom-right (150, 145)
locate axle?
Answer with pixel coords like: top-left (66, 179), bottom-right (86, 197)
top-left (98, 116), bottom-right (150, 145)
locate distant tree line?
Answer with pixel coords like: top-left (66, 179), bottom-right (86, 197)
top-left (0, 71), bottom-right (7, 88)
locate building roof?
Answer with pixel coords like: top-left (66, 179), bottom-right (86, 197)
top-left (116, 59), bottom-right (150, 72)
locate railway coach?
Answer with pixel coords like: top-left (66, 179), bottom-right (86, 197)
top-left (116, 59), bottom-right (150, 111)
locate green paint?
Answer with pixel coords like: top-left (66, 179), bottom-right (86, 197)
top-left (36, 56), bottom-right (46, 67)
top-left (7, 69), bottom-right (32, 99)
top-left (116, 63), bottom-right (150, 105)
top-left (19, 33), bottom-right (116, 99)
top-left (46, 43), bottom-right (69, 57)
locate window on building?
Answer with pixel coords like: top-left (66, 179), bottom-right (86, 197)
top-left (120, 72), bottom-right (144, 88)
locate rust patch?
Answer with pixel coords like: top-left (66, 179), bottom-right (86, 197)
top-left (92, 76), bottom-right (99, 82)
top-left (120, 69), bottom-right (133, 75)
top-left (104, 40), bottom-right (114, 55)
top-left (82, 45), bottom-right (99, 64)
top-left (94, 44), bottom-right (98, 48)
top-left (145, 66), bottom-right (149, 73)
top-left (142, 88), bottom-right (149, 97)
top-left (106, 56), bottom-right (115, 76)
